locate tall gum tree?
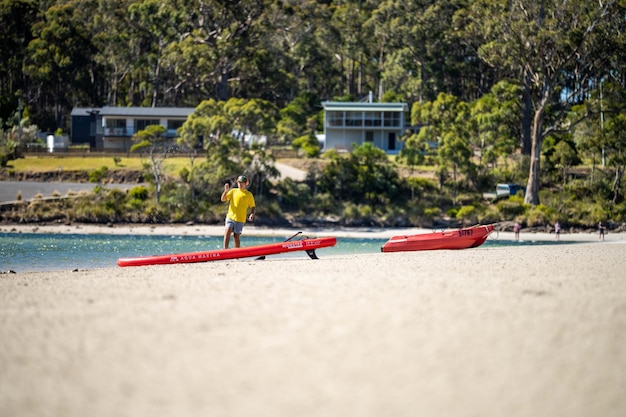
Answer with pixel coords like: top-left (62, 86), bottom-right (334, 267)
top-left (469, 0), bottom-right (617, 205)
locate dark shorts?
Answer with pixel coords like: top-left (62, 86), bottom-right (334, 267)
top-left (225, 218), bottom-right (245, 234)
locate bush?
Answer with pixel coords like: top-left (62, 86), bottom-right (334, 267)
top-left (128, 186), bottom-right (149, 201)
top-left (496, 198), bottom-right (526, 218)
top-left (89, 166), bottom-right (109, 183)
top-left (456, 205), bottom-right (478, 224)
top-left (526, 204), bottom-right (554, 226)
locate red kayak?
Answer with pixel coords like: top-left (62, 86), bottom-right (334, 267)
top-left (118, 236), bottom-right (337, 267)
top-left (381, 224), bottom-right (495, 252)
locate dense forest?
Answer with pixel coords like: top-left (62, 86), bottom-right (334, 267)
top-left (1, 0), bottom-right (626, 229)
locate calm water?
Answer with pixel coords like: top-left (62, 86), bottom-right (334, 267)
top-left (0, 232), bottom-right (576, 273)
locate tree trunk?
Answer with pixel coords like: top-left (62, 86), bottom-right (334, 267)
top-left (520, 78), bottom-right (533, 155)
top-left (613, 165), bottom-right (624, 204)
top-left (524, 107), bottom-right (545, 205)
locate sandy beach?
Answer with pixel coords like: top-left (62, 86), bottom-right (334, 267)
top-left (1, 224), bottom-right (625, 417)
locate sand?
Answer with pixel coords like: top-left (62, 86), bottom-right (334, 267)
top-left (1, 225), bottom-right (625, 417)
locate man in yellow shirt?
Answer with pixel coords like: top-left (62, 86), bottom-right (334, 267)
top-left (221, 175), bottom-right (256, 248)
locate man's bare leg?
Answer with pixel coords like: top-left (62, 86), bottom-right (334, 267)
top-left (224, 227), bottom-right (233, 248)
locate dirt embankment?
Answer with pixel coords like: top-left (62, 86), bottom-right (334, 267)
top-left (0, 169), bottom-right (144, 183)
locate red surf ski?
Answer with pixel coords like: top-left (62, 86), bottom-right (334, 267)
top-left (117, 236), bottom-right (337, 267)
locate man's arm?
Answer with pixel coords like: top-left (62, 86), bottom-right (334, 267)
top-left (221, 183), bottom-right (230, 202)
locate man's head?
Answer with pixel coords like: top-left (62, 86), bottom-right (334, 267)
top-left (237, 175), bottom-right (248, 186)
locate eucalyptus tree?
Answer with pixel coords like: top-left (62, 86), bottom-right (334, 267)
top-left (470, 81), bottom-right (521, 174)
top-left (223, 97), bottom-right (278, 146)
top-left (23, 1), bottom-right (98, 129)
top-left (178, 98), bottom-right (279, 200)
top-left (368, 0), bottom-right (491, 104)
top-left (409, 93), bottom-right (475, 204)
top-left (127, 0), bottom-right (184, 106)
top-left (328, 0), bottom-right (380, 98)
top-left (160, 0), bottom-right (270, 103)
top-left (589, 83), bottom-right (626, 204)
top-left (0, 0), bottom-right (38, 123)
top-left (469, 0), bottom-right (619, 205)
top-left (604, 113), bottom-right (626, 204)
top-left (90, 0), bottom-right (136, 106)
top-left (130, 124), bottom-right (169, 203)
top-left (178, 99), bottom-right (238, 184)
top-left (549, 138), bottom-right (580, 187)
top-left (263, 0), bottom-right (340, 101)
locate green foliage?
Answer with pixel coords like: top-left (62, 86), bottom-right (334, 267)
top-left (470, 80), bottom-right (521, 167)
top-left (317, 143), bottom-right (408, 209)
top-left (496, 199), bottom-right (526, 219)
top-left (2, 0), bottom-right (626, 228)
top-left (455, 205), bottom-right (478, 224)
top-left (292, 134), bottom-right (320, 158)
top-left (277, 92), bottom-right (320, 143)
top-left (526, 204), bottom-right (555, 227)
top-left (128, 186), bottom-right (149, 201)
top-left (88, 166), bottom-right (109, 183)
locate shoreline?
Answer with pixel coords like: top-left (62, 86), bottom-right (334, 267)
top-left (1, 222), bottom-right (623, 242)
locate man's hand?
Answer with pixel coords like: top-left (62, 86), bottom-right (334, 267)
top-left (224, 183), bottom-right (230, 192)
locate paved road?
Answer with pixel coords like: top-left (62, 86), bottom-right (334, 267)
top-left (0, 165), bottom-right (306, 204)
top-left (275, 162), bottom-right (307, 181)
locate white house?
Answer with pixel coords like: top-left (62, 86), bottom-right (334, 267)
top-left (321, 100), bottom-right (409, 154)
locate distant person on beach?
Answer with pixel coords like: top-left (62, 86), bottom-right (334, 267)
top-left (598, 221), bottom-right (605, 241)
top-left (514, 222), bottom-right (521, 241)
top-left (221, 175), bottom-right (256, 249)
top-left (554, 222), bottom-right (561, 241)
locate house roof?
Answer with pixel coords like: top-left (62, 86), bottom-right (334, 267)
top-left (322, 101), bottom-right (408, 112)
top-left (71, 106), bottom-right (195, 118)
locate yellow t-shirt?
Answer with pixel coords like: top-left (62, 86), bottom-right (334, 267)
top-left (225, 188), bottom-right (255, 222)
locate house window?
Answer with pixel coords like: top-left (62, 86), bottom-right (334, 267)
top-left (105, 119), bottom-right (126, 135)
top-left (167, 120), bottom-right (184, 130)
top-left (345, 111), bottom-right (362, 127)
top-left (327, 111), bottom-right (344, 127)
top-left (364, 111), bottom-right (381, 126)
top-left (365, 131), bottom-right (374, 142)
top-left (135, 119), bottom-right (160, 132)
top-left (167, 120), bottom-right (184, 137)
top-left (383, 112), bottom-right (401, 127)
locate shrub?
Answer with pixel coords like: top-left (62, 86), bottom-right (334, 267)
top-left (526, 204), bottom-right (554, 226)
top-left (478, 206), bottom-right (500, 224)
top-left (456, 205), bottom-right (478, 224)
top-left (128, 186), bottom-right (149, 201)
top-left (89, 166), bottom-right (109, 183)
top-left (496, 199), bottom-right (525, 218)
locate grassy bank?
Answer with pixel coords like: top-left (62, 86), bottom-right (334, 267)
top-left (7, 155), bottom-right (191, 175)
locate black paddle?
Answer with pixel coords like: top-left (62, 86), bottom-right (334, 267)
top-left (255, 231), bottom-right (303, 260)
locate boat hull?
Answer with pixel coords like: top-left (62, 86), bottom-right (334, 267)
top-left (118, 236), bottom-right (337, 267)
top-left (381, 224), bottom-right (495, 252)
